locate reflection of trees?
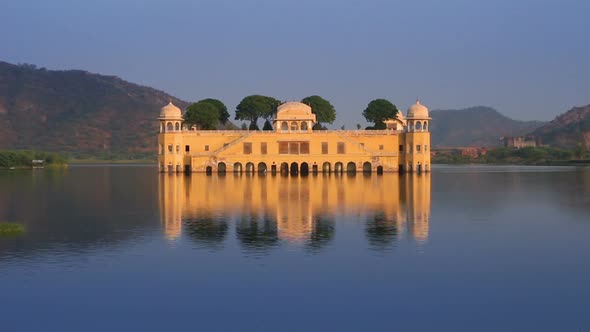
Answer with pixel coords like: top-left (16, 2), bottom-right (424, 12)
top-left (305, 215), bottom-right (335, 253)
top-left (236, 213), bottom-right (279, 254)
top-left (184, 214), bottom-right (228, 250)
top-left (366, 211), bottom-right (398, 252)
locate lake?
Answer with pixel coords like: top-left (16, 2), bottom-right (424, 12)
top-left (1, 165), bottom-right (589, 331)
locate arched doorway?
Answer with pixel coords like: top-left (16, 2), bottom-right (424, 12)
top-left (363, 162), bottom-right (372, 174)
top-left (280, 162), bottom-right (289, 176)
top-left (312, 164), bottom-right (318, 175)
top-left (218, 162), bottom-right (226, 175)
top-left (281, 121), bottom-right (288, 131)
top-left (206, 166), bottom-right (212, 175)
top-left (417, 163), bottom-right (422, 173)
top-left (300, 162), bottom-right (309, 176)
top-left (166, 122), bottom-right (173, 131)
top-left (377, 166), bottom-right (384, 175)
top-left (258, 162), bottom-right (267, 174)
top-left (322, 162), bottom-right (331, 173)
top-left (334, 162), bottom-right (343, 174)
top-left (245, 162), bottom-right (255, 173)
top-left (398, 164), bottom-right (404, 174)
top-left (346, 162), bottom-right (356, 174)
top-left (271, 164), bottom-right (277, 175)
top-left (233, 162), bottom-right (243, 174)
top-left (301, 122), bottom-right (308, 131)
top-left (290, 162), bottom-right (299, 175)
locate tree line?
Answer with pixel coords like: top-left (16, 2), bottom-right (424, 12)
top-left (0, 150), bottom-right (67, 168)
top-left (183, 95), bottom-right (401, 130)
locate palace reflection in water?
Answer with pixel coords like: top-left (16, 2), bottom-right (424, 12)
top-left (159, 173), bottom-right (431, 252)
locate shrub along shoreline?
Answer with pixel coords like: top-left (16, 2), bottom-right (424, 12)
top-left (0, 150), bottom-right (67, 169)
top-left (0, 223), bottom-right (25, 235)
top-left (433, 147), bottom-right (590, 165)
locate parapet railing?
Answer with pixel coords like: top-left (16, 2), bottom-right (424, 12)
top-left (174, 129), bottom-right (406, 135)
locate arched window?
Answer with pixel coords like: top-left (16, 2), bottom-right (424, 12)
top-left (416, 122), bottom-right (422, 131)
top-left (281, 121), bottom-right (288, 131)
top-left (160, 123), bottom-right (164, 133)
top-left (175, 122), bottom-right (180, 131)
top-left (233, 162), bottom-right (243, 173)
top-left (423, 122), bottom-right (428, 131)
top-left (291, 122), bottom-right (298, 131)
top-left (408, 122), bottom-right (414, 132)
top-left (246, 162), bottom-right (255, 173)
top-left (218, 162), bottom-right (226, 174)
top-left (322, 162), bottom-right (331, 173)
top-left (166, 122), bottom-right (173, 131)
top-left (346, 162), bottom-right (356, 173)
top-left (301, 122), bottom-right (308, 131)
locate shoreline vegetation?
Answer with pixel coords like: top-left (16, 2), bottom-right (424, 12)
top-left (2, 147), bottom-right (589, 168)
top-left (0, 150), bottom-right (67, 169)
top-left (0, 223), bottom-right (26, 235)
top-left (433, 147), bottom-right (590, 166)
top-left (68, 159), bottom-right (156, 165)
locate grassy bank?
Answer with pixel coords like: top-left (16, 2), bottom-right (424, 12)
top-left (0, 150), bottom-right (67, 169)
top-left (433, 147), bottom-right (590, 165)
top-left (0, 223), bottom-right (25, 235)
top-left (69, 159), bottom-right (156, 165)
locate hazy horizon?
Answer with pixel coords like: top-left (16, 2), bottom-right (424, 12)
top-left (1, 0), bottom-right (588, 125)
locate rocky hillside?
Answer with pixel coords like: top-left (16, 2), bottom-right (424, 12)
top-left (0, 61), bottom-right (188, 158)
top-left (429, 106), bottom-right (545, 147)
top-left (530, 104), bottom-right (590, 148)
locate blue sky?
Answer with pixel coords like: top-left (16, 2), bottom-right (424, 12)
top-left (1, 0), bottom-right (588, 126)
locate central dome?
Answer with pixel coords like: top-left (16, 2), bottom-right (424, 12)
top-left (159, 101), bottom-right (182, 119)
top-left (275, 102), bottom-right (316, 122)
top-left (276, 102), bottom-right (312, 116)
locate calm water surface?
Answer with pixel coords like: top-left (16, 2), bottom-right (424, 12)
top-left (1, 165), bottom-right (589, 331)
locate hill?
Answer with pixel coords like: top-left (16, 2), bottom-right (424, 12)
top-left (429, 106), bottom-right (545, 147)
top-left (0, 61), bottom-right (189, 158)
top-left (529, 104), bottom-right (590, 149)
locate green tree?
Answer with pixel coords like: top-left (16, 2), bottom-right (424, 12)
top-left (262, 120), bottom-right (273, 131)
top-left (362, 99), bottom-right (399, 129)
top-left (198, 98), bottom-right (229, 124)
top-left (301, 95), bottom-right (336, 129)
top-left (574, 142), bottom-right (586, 160)
top-left (184, 102), bottom-right (220, 130)
top-left (235, 95), bottom-right (280, 130)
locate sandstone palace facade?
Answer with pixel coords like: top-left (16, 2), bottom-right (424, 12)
top-left (157, 100), bottom-right (431, 174)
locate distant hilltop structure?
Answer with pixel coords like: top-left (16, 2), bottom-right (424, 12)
top-left (501, 136), bottom-right (542, 148)
top-left (157, 100), bottom-right (431, 174)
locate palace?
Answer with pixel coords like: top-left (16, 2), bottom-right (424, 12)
top-left (157, 100), bottom-right (431, 174)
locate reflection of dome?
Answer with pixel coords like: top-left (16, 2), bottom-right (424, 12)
top-left (407, 100), bottom-right (429, 119)
top-left (160, 101), bottom-right (182, 118)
